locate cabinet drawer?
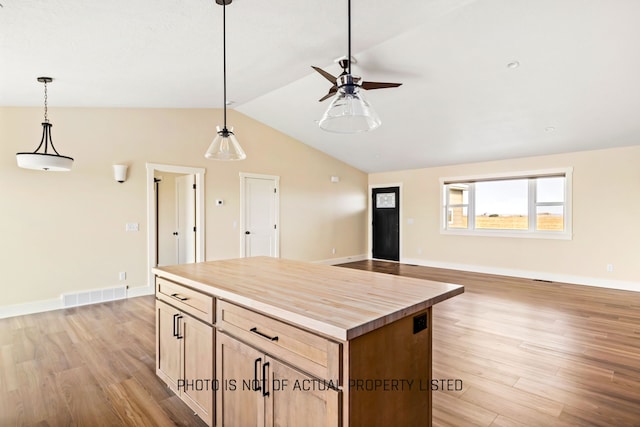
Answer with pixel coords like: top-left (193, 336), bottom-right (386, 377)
top-left (218, 301), bottom-right (341, 383)
top-left (156, 277), bottom-right (214, 324)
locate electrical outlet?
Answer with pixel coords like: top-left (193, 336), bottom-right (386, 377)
top-left (119, 272), bottom-right (126, 281)
top-left (413, 313), bottom-right (428, 334)
top-left (332, 248), bottom-right (336, 255)
top-left (606, 264), bottom-right (614, 272)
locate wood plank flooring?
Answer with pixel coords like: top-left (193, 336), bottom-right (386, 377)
top-left (340, 260), bottom-right (640, 427)
top-left (0, 261), bottom-right (638, 426)
top-left (0, 296), bottom-right (207, 427)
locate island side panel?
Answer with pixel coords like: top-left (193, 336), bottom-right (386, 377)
top-left (347, 308), bottom-right (433, 427)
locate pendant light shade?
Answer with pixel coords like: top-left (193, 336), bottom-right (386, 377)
top-left (206, 0), bottom-right (246, 160)
top-left (318, 76), bottom-right (381, 133)
top-left (205, 126), bottom-right (246, 160)
top-left (16, 77), bottom-right (74, 171)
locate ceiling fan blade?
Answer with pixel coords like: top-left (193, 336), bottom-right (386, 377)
top-left (311, 66), bottom-right (337, 84)
top-left (361, 81), bottom-right (403, 90)
top-left (319, 87), bottom-right (337, 102)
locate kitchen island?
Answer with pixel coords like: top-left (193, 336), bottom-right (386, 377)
top-left (153, 257), bottom-right (463, 427)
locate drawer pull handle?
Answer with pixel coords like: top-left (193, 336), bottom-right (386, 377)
top-left (250, 327), bottom-right (279, 342)
top-left (171, 293), bottom-right (188, 301)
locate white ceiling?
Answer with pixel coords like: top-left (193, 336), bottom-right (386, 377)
top-left (2, 0), bottom-right (640, 173)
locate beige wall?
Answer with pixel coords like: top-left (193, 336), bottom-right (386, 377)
top-left (369, 146), bottom-right (640, 289)
top-left (0, 107), bottom-right (368, 307)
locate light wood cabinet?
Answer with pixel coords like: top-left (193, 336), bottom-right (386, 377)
top-left (156, 299), bottom-right (214, 426)
top-left (267, 352), bottom-right (341, 427)
top-left (156, 299), bottom-right (182, 388)
top-left (154, 257), bottom-right (463, 427)
top-left (216, 331), bottom-right (340, 427)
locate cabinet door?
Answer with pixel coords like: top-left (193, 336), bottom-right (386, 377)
top-left (217, 332), bottom-right (264, 426)
top-left (156, 299), bottom-right (182, 392)
top-left (266, 357), bottom-right (341, 427)
top-left (182, 315), bottom-right (214, 426)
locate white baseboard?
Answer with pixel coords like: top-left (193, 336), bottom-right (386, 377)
top-left (0, 298), bottom-right (63, 320)
top-left (128, 285), bottom-right (155, 298)
top-left (0, 283), bottom-right (155, 320)
top-left (314, 254), bottom-right (368, 265)
top-left (401, 257), bottom-right (640, 293)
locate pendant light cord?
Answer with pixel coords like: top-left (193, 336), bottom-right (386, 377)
top-left (347, 0), bottom-right (352, 75)
top-left (43, 80), bottom-right (49, 123)
top-left (222, 0), bottom-right (227, 131)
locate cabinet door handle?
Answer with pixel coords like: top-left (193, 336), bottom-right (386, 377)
top-left (176, 315), bottom-right (184, 339)
top-left (173, 313), bottom-right (180, 337)
top-left (250, 327), bottom-right (279, 342)
top-left (262, 361), bottom-right (270, 397)
top-left (253, 358), bottom-right (262, 392)
top-left (171, 293), bottom-right (188, 301)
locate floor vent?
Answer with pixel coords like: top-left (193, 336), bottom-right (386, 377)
top-left (62, 285), bottom-right (127, 308)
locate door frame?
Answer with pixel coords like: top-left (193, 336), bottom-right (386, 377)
top-left (147, 163), bottom-right (206, 287)
top-left (368, 183), bottom-right (403, 262)
top-left (239, 172), bottom-right (280, 258)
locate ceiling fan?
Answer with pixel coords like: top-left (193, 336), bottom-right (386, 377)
top-left (312, 59), bottom-right (402, 103)
top-left (312, 0), bottom-right (402, 133)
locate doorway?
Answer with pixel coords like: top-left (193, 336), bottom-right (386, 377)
top-left (371, 186), bottom-right (401, 261)
top-left (240, 173), bottom-right (280, 258)
top-left (147, 163), bottom-right (205, 287)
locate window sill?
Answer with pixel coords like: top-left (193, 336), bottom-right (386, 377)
top-left (441, 229), bottom-right (572, 240)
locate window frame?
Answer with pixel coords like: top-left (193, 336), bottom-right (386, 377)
top-left (439, 168), bottom-right (573, 240)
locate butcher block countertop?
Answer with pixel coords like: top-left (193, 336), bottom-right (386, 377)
top-left (153, 257), bottom-right (464, 341)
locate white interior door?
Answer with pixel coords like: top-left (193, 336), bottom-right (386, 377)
top-left (147, 163), bottom-right (205, 287)
top-left (241, 174), bottom-right (279, 258)
top-left (176, 174), bottom-right (196, 264)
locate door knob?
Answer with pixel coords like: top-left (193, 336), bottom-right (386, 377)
top-left (173, 232), bottom-right (178, 236)
top-left (245, 231), bottom-right (251, 235)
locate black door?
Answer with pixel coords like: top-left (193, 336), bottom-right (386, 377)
top-left (372, 187), bottom-right (400, 261)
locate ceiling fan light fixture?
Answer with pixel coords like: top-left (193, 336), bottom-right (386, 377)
top-left (315, 0), bottom-right (398, 134)
top-left (205, 126), bottom-right (246, 160)
top-left (319, 85), bottom-right (381, 133)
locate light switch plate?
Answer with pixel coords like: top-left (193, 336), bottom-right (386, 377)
top-left (125, 223), bottom-right (139, 232)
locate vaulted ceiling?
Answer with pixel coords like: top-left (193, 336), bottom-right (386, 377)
top-left (2, 0), bottom-right (639, 172)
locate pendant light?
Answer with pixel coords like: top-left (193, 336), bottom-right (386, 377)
top-left (205, 0), bottom-right (246, 161)
top-left (16, 77), bottom-right (74, 171)
top-left (318, 0), bottom-right (381, 133)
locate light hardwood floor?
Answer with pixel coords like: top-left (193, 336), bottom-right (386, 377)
top-left (0, 262), bottom-right (638, 426)
top-left (341, 260), bottom-right (640, 427)
top-left (0, 296), bottom-right (207, 427)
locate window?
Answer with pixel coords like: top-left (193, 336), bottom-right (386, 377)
top-left (376, 192), bottom-right (396, 208)
top-left (445, 184), bottom-right (468, 228)
top-left (440, 168), bottom-right (572, 239)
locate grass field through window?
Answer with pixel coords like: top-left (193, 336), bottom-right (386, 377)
top-left (474, 214), bottom-right (563, 231)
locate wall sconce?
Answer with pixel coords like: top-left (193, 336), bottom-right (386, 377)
top-left (113, 164), bottom-right (128, 183)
